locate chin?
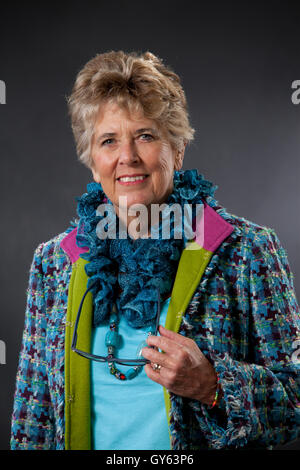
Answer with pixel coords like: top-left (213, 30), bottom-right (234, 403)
top-left (117, 193), bottom-right (153, 209)
top-left (127, 199), bottom-right (150, 209)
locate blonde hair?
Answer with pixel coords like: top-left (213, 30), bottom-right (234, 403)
top-left (67, 50), bottom-right (195, 168)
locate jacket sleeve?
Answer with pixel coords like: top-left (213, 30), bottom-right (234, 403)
top-left (10, 244), bottom-right (55, 450)
top-left (189, 228), bottom-right (300, 449)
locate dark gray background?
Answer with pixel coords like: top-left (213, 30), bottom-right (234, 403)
top-left (0, 0), bottom-right (299, 451)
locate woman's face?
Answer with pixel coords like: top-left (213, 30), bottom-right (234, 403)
top-left (90, 101), bottom-right (184, 214)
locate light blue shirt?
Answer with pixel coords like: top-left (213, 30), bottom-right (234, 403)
top-left (91, 297), bottom-right (171, 450)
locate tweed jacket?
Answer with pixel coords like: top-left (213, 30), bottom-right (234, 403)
top-left (11, 198), bottom-right (300, 450)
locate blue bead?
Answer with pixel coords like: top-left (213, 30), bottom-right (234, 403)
top-left (126, 368), bottom-right (138, 380)
top-left (110, 313), bottom-right (118, 323)
top-left (105, 330), bottom-right (120, 347)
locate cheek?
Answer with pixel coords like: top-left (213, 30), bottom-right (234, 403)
top-left (155, 155), bottom-right (175, 183)
top-left (161, 145), bottom-right (176, 172)
top-left (151, 149), bottom-right (174, 173)
top-left (92, 152), bottom-right (115, 178)
top-left (150, 164), bottom-right (174, 198)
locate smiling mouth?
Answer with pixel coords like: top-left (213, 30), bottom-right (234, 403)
top-left (117, 175), bottom-right (149, 184)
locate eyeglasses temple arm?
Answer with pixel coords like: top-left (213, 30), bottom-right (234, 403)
top-left (71, 283), bottom-right (95, 351)
top-left (154, 286), bottom-right (161, 336)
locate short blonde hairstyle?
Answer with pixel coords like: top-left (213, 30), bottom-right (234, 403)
top-left (67, 50), bottom-right (195, 169)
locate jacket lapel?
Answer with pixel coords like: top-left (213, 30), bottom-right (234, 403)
top-left (165, 202), bottom-right (234, 332)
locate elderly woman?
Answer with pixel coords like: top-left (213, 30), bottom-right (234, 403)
top-left (11, 51), bottom-right (300, 450)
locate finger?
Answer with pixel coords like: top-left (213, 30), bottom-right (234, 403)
top-left (146, 335), bottom-right (192, 369)
top-left (141, 346), bottom-right (176, 370)
top-left (145, 363), bottom-right (182, 392)
top-left (158, 325), bottom-right (191, 346)
top-left (146, 334), bottom-right (182, 357)
top-left (159, 326), bottom-right (206, 365)
top-left (144, 364), bottom-right (165, 386)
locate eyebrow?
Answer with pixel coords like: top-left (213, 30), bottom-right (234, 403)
top-left (96, 128), bottom-right (159, 143)
top-left (135, 127), bottom-right (159, 135)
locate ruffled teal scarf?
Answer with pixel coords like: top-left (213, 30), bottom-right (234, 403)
top-left (75, 169), bottom-right (217, 328)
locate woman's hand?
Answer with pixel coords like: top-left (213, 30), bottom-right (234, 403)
top-left (142, 325), bottom-right (218, 406)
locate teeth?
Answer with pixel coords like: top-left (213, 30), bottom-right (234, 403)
top-left (119, 175), bottom-right (147, 182)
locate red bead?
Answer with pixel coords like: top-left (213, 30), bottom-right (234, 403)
top-left (120, 374), bottom-right (126, 380)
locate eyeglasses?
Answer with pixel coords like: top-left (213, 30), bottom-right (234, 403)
top-left (71, 283), bottom-right (161, 366)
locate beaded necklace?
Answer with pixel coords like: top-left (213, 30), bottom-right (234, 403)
top-left (105, 305), bottom-right (156, 380)
top-left (104, 289), bottom-right (170, 380)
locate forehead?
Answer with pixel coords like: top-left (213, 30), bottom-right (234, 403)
top-left (94, 100), bottom-right (157, 132)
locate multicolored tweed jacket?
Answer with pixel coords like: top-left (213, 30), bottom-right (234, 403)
top-left (10, 196), bottom-right (300, 450)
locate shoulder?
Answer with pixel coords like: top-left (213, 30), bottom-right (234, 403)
top-left (207, 198), bottom-right (286, 262)
top-left (30, 222), bottom-right (77, 276)
top-left (230, 212), bottom-right (277, 247)
top-left (202, 201), bottom-right (295, 302)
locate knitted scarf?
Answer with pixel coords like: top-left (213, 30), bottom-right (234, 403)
top-left (75, 169), bottom-right (217, 328)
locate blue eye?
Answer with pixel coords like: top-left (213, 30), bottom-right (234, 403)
top-left (102, 138), bottom-right (114, 146)
top-left (140, 134), bottom-right (154, 141)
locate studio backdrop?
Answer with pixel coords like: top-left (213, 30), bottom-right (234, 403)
top-left (0, 0), bottom-right (299, 451)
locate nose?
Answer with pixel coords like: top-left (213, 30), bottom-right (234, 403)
top-left (118, 140), bottom-right (140, 165)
